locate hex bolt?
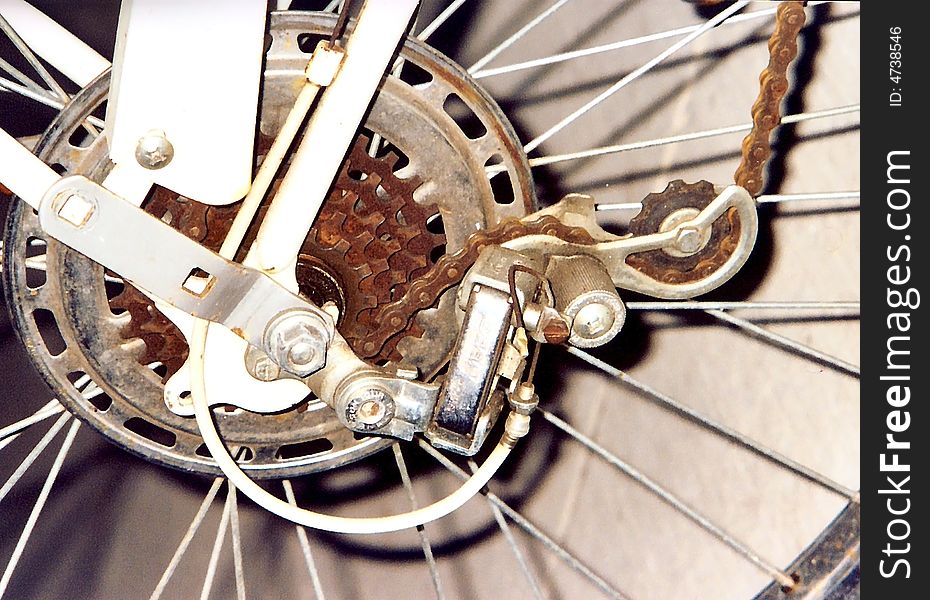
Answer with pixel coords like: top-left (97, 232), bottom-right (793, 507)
top-left (244, 346), bottom-right (281, 382)
top-left (659, 208), bottom-right (711, 257)
top-left (675, 226), bottom-right (704, 254)
top-left (263, 310), bottom-right (331, 377)
top-left (135, 130), bottom-right (174, 170)
top-left (287, 341), bottom-right (317, 367)
top-left (572, 302), bottom-right (616, 340)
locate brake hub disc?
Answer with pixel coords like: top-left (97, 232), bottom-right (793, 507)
top-left (2, 12), bottom-right (535, 477)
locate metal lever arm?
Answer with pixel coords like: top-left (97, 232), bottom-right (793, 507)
top-left (506, 185), bottom-right (758, 299)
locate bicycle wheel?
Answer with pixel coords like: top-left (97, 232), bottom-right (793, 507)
top-left (0, 1), bottom-right (859, 598)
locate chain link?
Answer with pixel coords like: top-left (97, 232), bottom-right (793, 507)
top-left (734, 1), bottom-right (807, 196)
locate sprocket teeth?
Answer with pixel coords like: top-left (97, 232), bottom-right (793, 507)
top-left (318, 237), bottom-right (347, 257)
top-left (381, 149), bottom-right (401, 170)
top-left (116, 129), bottom-right (447, 371)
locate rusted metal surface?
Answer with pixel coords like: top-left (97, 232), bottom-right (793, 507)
top-left (113, 12), bottom-right (539, 375)
top-left (111, 133), bottom-right (444, 374)
top-left (626, 179), bottom-right (741, 285)
top-left (356, 215), bottom-right (596, 359)
top-left (734, 0), bottom-right (807, 196)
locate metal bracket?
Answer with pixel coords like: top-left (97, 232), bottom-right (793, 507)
top-left (37, 175), bottom-right (334, 368)
top-left (427, 285), bottom-right (514, 455)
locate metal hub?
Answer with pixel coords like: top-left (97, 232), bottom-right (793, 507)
top-left (2, 12), bottom-right (535, 478)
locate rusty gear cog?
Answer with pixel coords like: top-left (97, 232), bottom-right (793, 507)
top-left (110, 133), bottom-right (446, 378)
top-left (625, 179), bottom-right (742, 284)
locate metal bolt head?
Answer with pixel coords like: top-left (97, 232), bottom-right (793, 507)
top-left (659, 208), bottom-right (710, 257)
top-left (253, 359), bottom-right (279, 382)
top-left (264, 310), bottom-right (331, 377)
top-left (539, 310), bottom-right (571, 345)
top-left (135, 130), bottom-right (174, 170)
top-left (244, 347), bottom-right (281, 382)
top-left (343, 387), bottom-right (395, 431)
top-left (358, 399), bottom-right (386, 425)
top-left (572, 302), bottom-right (616, 339)
top-left (675, 226), bottom-right (703, 254)
top-left (287, 341), bottom-right (317, 367)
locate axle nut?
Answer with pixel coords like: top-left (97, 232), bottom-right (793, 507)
top-left (263, 310), bottom-right (331, 377)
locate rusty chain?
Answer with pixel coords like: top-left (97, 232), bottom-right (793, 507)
top-left (734, 0), bottom-right (807, 196)
top-left (356, 215), bottom-right (596, 359)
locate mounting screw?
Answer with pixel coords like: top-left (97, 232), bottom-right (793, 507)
top-left (135, 130), bottom-right (174, 170)
top-left (571, 302), bottom-right (616, 340)
top-left (343, 387), bottom-right (395, 431)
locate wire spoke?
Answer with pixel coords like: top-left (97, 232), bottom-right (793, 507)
top-left (467, 0), bottom-right (573, 74)
top-left (150, 477), bottom-right (226, 600)
top-left (0, 14), bottom-right (69, 102)
top-left (599, 191), bottom-right (860, 212)
top-left (417, 439), bottom-right (630, 600)
top-left (757, 191), bottom-right (860, 205)
top-left (565, 347), bottom-right (856, 498)
top-left (626, 300), bottom-right (859, 314)
top-left (200, 482), bottom-right (234, 600)
top-left (466, 459), bottom-right (544, 600)
top-left (0, 14), bottom-right (98, 136)
top-left (0, 419), bottom-right (80, 598)
top-left (282, 480), bottom-right (326, 600)
top-left (0, 400), bottom-right (64, 445)
top-left (525, 105), bottom-right (859, 171)
top-left (472, 2), bottom-right (839, 79)
top-left (417, 0), bottom-right (469, 42)
top-left (707, 310), bottom-right (859, 377)
top-left (523, 1), bottom-right (748, 154)
top-left (0, 56), bottom-right (45, 94)
top-left (393, 443), bottom-right (445, 600)
top-left (538, 409), bottom-right (796, 588)
top-left (0, 412), bottom-right (71, 504)
top-left (229, 483), bottom-right (246, 600)
top-left (0, 76), bottom-right (105, 128)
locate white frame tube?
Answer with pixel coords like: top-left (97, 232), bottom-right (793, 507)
top-left (0, 128), bottom-right (59, 209)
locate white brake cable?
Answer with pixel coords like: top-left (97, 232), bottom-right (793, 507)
top-left (191, 325), bottom-right (516, 533)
